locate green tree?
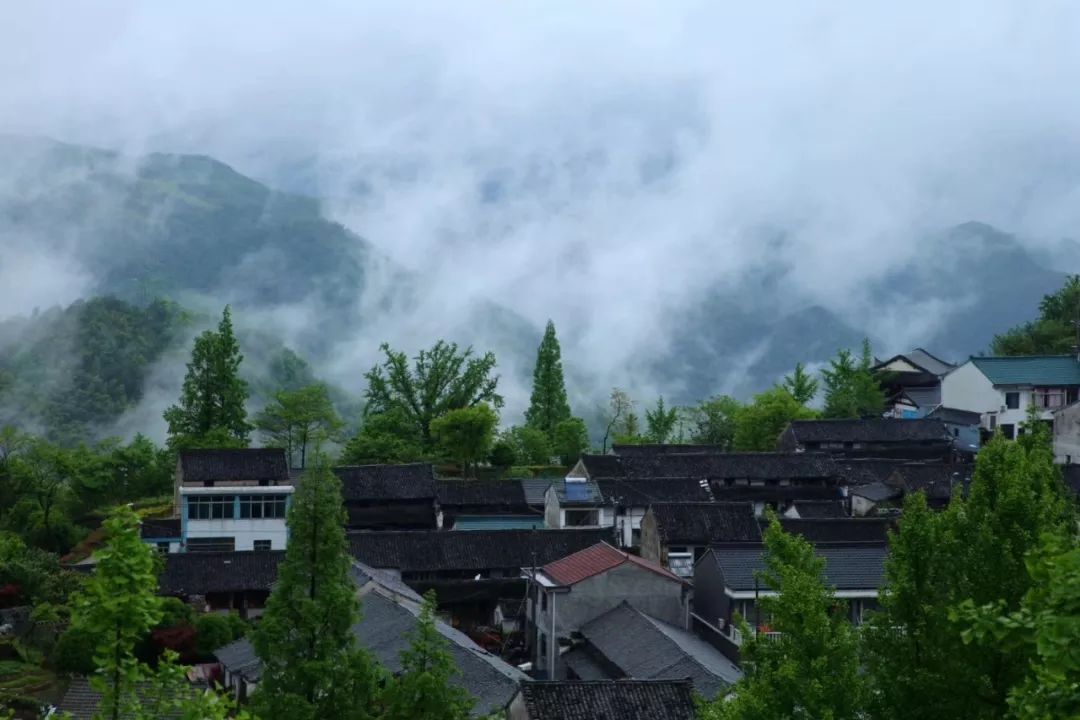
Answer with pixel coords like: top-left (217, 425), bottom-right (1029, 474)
top-left (644, 396), bottom-right (679, 443)
top-left (7, 441), bottom-right (82, 552)
top-left (702, 517), bottom-right (866, 720)
top-left (431, 404), bottom-right (499, 478)
top-left (164, 306), bottom-right (251, 449)
top-left (821, 339), bottom-right (886, 418)
top-left (687, 396), bottom-right (742, 449)
top-left (340, 409), bottom-right (425, 465)
top-left (363, 341), bottom-right (502, 451)
top-left (552, 417), bottom-right (590, 466)
top-left (524, 320), bottom-right (572, 440)
top-left (487, 438), bottom-right (517, 473)
top-left (782, 362), bottom-right (819, 405)
top-left (992, 275), bottom-right (1080, 355)
top-left (503, 426), bottom-right (553, 466)
top-left (194, 613), bottom-right (235, 656)
top-left (103, 434), bottom-right (174, 502)
top-left (956, 533), bottom-right (1080, 720)
top-left (256, 384), bottom-right (343, 469)
top-left (383, 590), bottom-right (473, 720)
top-left (733, 387), bottom-right (816, 451)
top-left (68, 505), bottom-right (163, 720)
top-left (250, 456), bottom-right (381, 720)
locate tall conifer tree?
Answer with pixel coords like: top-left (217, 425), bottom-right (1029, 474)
top-left (250, 455), bottom-right (381, 720)
top-left (524, 321), bottom-right (572, 439)
top-left (164, 306), bottom-right (250, 448)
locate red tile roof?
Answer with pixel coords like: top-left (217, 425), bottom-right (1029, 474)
top-left (541, 542), bottom-right (686, 587)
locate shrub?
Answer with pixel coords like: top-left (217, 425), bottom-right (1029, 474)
top-left (194, 614), bottom-right (233, 655)
top-left (157, 597), bottom-right (194, 629)
top-left (52, 626), bottom-right (98, 674)
top-left (223, 613), bottom-right (248, 641)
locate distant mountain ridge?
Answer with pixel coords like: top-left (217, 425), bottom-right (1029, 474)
top-left (0, 136), bottom-right (1072, 419)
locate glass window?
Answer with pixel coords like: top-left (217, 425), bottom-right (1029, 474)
top-left (156, 542), bottom-right (170, 554)
top-left (1001, 424), bottom-right (1015, 440)
top-left (1005, 392), bottom-right (1020, 410)
top-left (239, 495), bottom-right (288, 519)
top-left (253, 540), bottom-right (272, 551)
top-left (187, 537), bottom-right (235, 552)
top-left (187, 495), bottom-right (235, 520)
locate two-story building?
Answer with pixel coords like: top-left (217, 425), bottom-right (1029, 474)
top-left (174, 449), bottom-right (293, 553)
top-left (778, 418), bottom-right (957, 460)
top-left (940, 355), bottom-right (1080, 441)
top-left (873, 348), bottom-right (956, 419)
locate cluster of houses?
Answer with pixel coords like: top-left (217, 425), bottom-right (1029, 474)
top-left (58, 349), bottom-right (1080, 718)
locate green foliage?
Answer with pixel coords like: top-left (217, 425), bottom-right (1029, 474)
top-left (524, 320), bottom-right (572, 440)
top-left (194, 614), bottom-right (234, 656)
top-left (866, 432), bottom-right (1074, 720)
top-left (250, 456), bottom-right (381, 720)
top-left (821, 339), bottom-right (886, 418)
top-left (430, 404), bottom-right (499, 478)
top-left (503, 426), bottom-right (553, 466)
top-left (340, 409), bottom-right (425, 465)
top-left (0, 531), bottom-right (78, 606)
top-left (552, 417), bottom-right (589, 466)
top-left (956, 533), bottom-right (1080, 720)
top-left (644, 396), bottom-right (679, 443)
top-left (487, 438), bottom-right (517, 470)
top-left (599, 387), bottom-right (633, 453)
top-left (156, 598), bottom-right (194, 630)
top-left (164, 306), bottom-right (251, 450)
top-left (733, 387), bottom-right (816, 451)
top-left (363, 340), bottom-right (502, 451)
top-left (68, 505), bottom-right (162, 720)
top-left (703, 517), bottom-right (865, 720)
top-left (382, 590), bottom-right (473, 720)
top-left (0, 297), bottom-right (186, 444)
top-left (256, 383), bottom-right (343, 469)
top-left (992, 275), bottom-right (1080, 355)
top-left (52, 626), bottom-right (100, 675)
top-left (686, 395), bottom-right (742, 449)
top-left (782, 362), bottom-right (819, 405)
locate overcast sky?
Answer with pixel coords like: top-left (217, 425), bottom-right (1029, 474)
top-left (3, 2), bottom-right (1080, 416)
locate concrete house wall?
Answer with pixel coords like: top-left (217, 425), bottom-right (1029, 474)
top-left (1054, 402), bottom-right (1080, 463)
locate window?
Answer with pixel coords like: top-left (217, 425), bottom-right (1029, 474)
top-left (156, 542), bottom-right (171, 554)
top-left (1005, 392), bottom-right (1020, 410)
top-left (1069, 388), bottom-right (1079, 404)
top-left (187, 537), bottom-right (235, 552)
top-left (239, 495), bottom-right (287, 519)
top-left (564, 509), bottom-right (596, 526)
top-left (541, 592), bottom-right (548, 612)
top-left (187, 495), bottom-right (235, 520)
top-left (989, 414), bottom-right (997, 429)
top-left (1001, 424), bottom-right (1015, 440)
top-left (253, 540), bottom-right (272, 551)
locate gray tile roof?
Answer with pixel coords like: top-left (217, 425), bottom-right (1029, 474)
top-left (595, 478), bottom-right (711, 507)
top-left (905, 348), bottom-right (956, 376)
top-left (583, 453), bottom-right (838, 481)
top-left (140, 517), bottom-right (180, 540)
top-left (561, 648), bottom-right (612, 680)
top-left (519, 478), bottom-right (554, 506)
top-left (217, 589), bottom-right (525, 716)
top-left (786, 418), bottom-right (949, 444)
top-left (648, 502), bottom-right (761, 544)
top-left (849, 482), bottom-right (902, 503)
top-left (347, 528), bottom-right (611, 572)
top-left (334, 463), bottom-right (437, 501)
top-left (437, 479), bottom-right (530, 510)
top-left (790, 500), bottom-right (849, 518)
top-left (179, 449), bottom-right (289, 484)
top-left (709, 542), bottom-right (887, 592)
top-left (520, 679), bottom-right (697, 720)
top-left (158, 551), bottom-right (284, 596)
top-left (777, 518), bottom-right (893, 543)
top-left (54, 677), bottom-right (202, 719)
top-left (577, 602), bottom-right (741, 699)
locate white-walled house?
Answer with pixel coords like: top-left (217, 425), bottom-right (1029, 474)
top-left (173, 449), bottom-right (294, 552)
top-left (940, 356), bottom-right (1080, 440)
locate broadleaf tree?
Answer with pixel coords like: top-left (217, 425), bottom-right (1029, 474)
top-left (687, 396), bottom-right (742, 449)
top-left (820, 339), bottom-right (886, 419)
top-left (163, 306), bottom-right (251, 449)
top-left (733, 387), bottom-right (816, 451)
top-left (431, 404), bottom-right (499, 478)
top-left (524, 321), bottom-right (572, 440)
top-left (256, 383), bottom-right (343, 469)
top-left (363, 341), bottom-right (502, 451)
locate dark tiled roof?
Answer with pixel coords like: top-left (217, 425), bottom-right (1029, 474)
top-left (541, 543), bottom-right (685, 587)
top-left (785, 418), bottom-right (949, 444)
top-left (55, 677), bottom-right (201, 719)
top-left (791, 500), bottom-right (849, 518)
top-left (179, 448), bottom-right (289, 484)
top-left (709, 485), bottom-right (843, 502)
top-left (777, 518), bottom-right (893, 543)
top-left (334, 463), bottom-right (437, 501)
top-left (611, 444), bottom-right (728, 456)
top-left (519, 478), bottom-right (554, 505)
top-left (437, 479), bottom-right (529, 510)
top-left (520, 679), bottom-right (697, 720)
top-left (582, 452), bottom-right (837, 481)
top-left (578, 603), bottom-right (741, 698)
top-left (219, 589), bottom-right (526, 716)
top-left (837, 460), bottom-right (909, 485)
top-left (348, 529), bottom-right (611, 572)
top-left (709, 543), bottom-right (887, 592)
top-left (849, 483), bottom-right (902, 503)
top-left (894, 464), bottom-right (972, 501)
top-left (648, 502), bottom-right (761, 544)
top-left (158, 551), bottom-right (284, 595)
top-left (595, 478), bottom-right (711, 506)
top-left (927, 406), bottom-right (982, 426)
top-left (140, 517), bottom-right (180, 539)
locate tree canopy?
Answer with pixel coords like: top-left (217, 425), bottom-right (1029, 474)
top-left (524, 321), bottom-right (572, 440)
top-left (821, 339), bottom-right (886, 419)
top-left (733, 387), bottom-right (816, 451)
top-left (992, 274), bottom-right (1080, 355)
top-left (255, 383), bottom-right (343, 469)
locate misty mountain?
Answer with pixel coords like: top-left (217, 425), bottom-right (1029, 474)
top-left (0, 136), bottom-right (1071, 434)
